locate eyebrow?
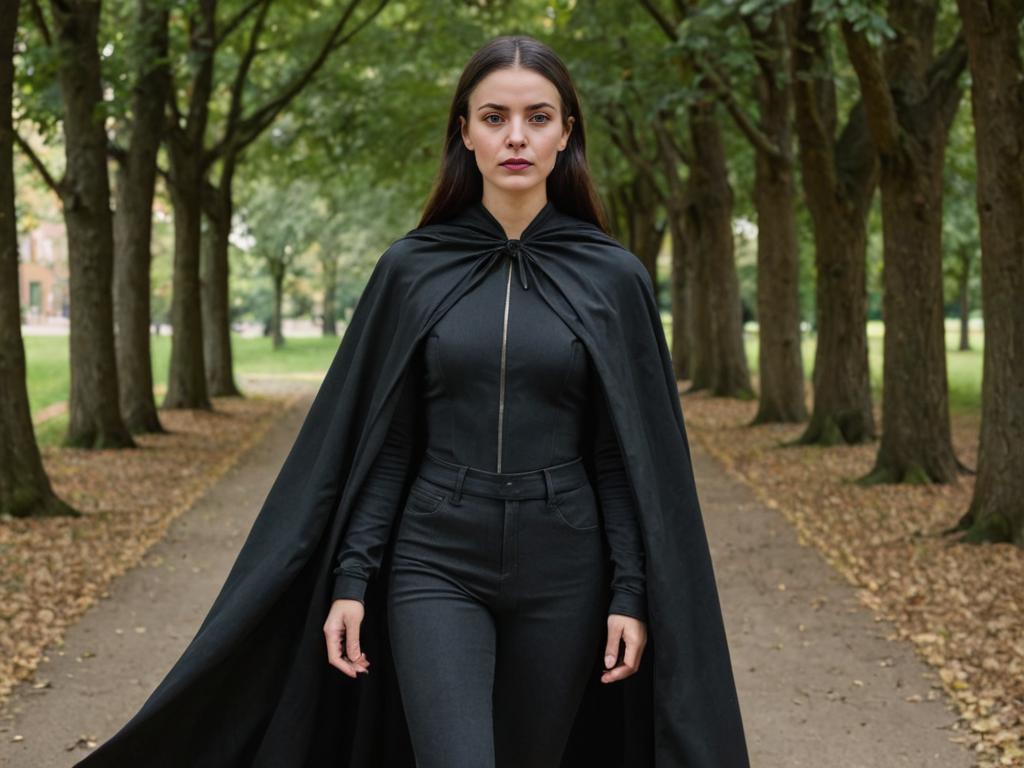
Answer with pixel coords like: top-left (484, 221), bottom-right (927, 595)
top-left (476, 102), bottom-right (557, 111)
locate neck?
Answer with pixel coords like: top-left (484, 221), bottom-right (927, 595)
top-left (480, 189), bottom-right (549, 240)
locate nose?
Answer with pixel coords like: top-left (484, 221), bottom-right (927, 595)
top-left (506, 116), bottom-right (527, 147)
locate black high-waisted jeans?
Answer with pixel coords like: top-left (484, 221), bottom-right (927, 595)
top-left (386, 450), bottom-right (610, 768)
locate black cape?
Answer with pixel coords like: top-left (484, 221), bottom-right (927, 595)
top-left (74, 200), bottom-right (750, 767)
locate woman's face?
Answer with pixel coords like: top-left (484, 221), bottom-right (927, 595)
top-left (459, 67), bottom-right (574, 199)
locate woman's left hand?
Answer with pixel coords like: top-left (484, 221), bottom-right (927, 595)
top-left (601, 613), bottom-right (647, 683)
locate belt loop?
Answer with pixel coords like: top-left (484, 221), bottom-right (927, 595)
top-left (542, 468), bottom-right (557, 510)
top-left (450, 465), bottom-right (468, 506)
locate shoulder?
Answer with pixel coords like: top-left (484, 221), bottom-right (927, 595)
top-left (557, 216), bottom-right (655, 298)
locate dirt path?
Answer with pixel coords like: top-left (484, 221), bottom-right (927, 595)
top-left (0, 378), bottom-right (319, 767)
top-left (0, 383), bottom-right (973, 766)
top-left (696, 444), bottom-right (973, 766)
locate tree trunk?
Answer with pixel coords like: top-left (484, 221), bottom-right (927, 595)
top-left (842, 10), bottom-right (966, 484)
top-left (668, 210), bottom-right (691, 382)
top-left (953, 0), bottom-right (1024, 544)
top-left (202, 166), bottom-right (242, 397)
top-left (162, 0), bottom-right (214, 410)
top-left (652, 115), bottom-right (693, 382)
top-left (52, 0), bottom-right (134, 449)
top-left (688, 97), bottom-right (753, 398)
top-left (957, 246), bottom-right (971, 352)
top-left (271, 265), bottom-right (285, 350)
top-left (321, 255), bottom-right (338, 336)
top-left (791, 0), bottom-right (877, 446)
top-left (626, 176), bottom-right (664, 289)
top-left (0, 0), bottom-right (77, 518)
top-left (683, 185), bottom-right (713, 391)
top-left (749, 7), bottom-right (806, 424)
top-left (869, 134), bottom-right (959, 483)
top-left (113, 0), bottom-right (169, 434)
top-left (164, 147), bottom-right (211, 409)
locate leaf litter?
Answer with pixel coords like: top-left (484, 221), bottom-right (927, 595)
top-left (684, 389), bottom-right (1023, 768)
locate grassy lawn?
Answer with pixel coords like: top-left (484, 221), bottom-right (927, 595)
top-left (663, 316), bottom-right (984, 415)
top-left (24, 333), bottom-right (344, 446)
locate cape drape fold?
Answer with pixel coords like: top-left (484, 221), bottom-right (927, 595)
top-left (74, 200), bottom-right (750, 768)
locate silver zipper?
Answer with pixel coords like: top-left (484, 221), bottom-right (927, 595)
top-left (497, 256), bottom-right (514, 472)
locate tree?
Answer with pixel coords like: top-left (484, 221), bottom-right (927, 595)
top-left (839, 1), bottom-right (967, 484)
top-left (112, 0), bottom-right (172, 434)
top-left (233, 177), bottom-right (318, 347)
top-left (653, 0), bottom-right (806, 421)
top-left (159, 0), bottom-right (389, 409)
top-left (0, 0), bottom-right (77, 517)
top-left (952, 0), bottom-right (1024, 544)
top-left (640, 0), bottom-right (754, 398)
top-left (17, 0), bottom-right (135, 449)
top-left (790, 0), bottom-right (877, 446)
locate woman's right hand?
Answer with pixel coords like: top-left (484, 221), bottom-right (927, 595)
top-left (324, 599), bottom-right (372, 678)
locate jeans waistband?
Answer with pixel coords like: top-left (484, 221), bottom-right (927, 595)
top-left (418, 451), bottom-right (589, 508)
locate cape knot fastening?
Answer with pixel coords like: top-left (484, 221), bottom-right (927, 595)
top-left (503, 239), bottom-right (530, 290)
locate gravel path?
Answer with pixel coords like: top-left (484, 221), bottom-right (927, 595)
top-left (0, 380), bottom-right (973, 766)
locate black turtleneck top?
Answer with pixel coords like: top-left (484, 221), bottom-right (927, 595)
top-left (330, 238), bottom-right (648, 622)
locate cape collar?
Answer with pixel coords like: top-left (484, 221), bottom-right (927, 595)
top-left (469, 198), bottom-right (556, 243)
top-left (448, 199), bottom-right (558, 290)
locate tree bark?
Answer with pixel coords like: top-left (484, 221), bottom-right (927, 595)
top-left (748, 5), bottom-right (807, 424)
top-left (321, 254), bottom-right (338, 336)
top-left (842, 8), bottom-right (966, 483)
top-left (953, 0), bottom-right (1024, 544)
top-left (652, 115), bottom-right (693, 381)
top-left (202, 159), bottom-right (242, 397)
top-left (626, 175), bottom-right (664, 290)
top-left (52, 0), bottom-right (134, 448)
top-left (0, 0), bottom-right (77, 518)
top-left (687, 96), bottom-right (753, 398)
top-left (956, 246), bottom-right (971, 351)
top-left (271, 262), bottom-right (285, 350)
top-left (164, 146), bottom-right (211, 409)
top-left (791, 0), bottom-right (877, 446)
top-left (162, 0), bottom-right (214, 410)
top-left (113, 0), bottom-right (170, 434)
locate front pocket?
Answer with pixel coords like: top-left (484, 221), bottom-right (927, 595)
top-left (404, 482), bottom-right (448, 516)
top-left (551, 482), bottom-right (600, 531)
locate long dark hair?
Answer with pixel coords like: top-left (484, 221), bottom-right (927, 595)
top-left (418, 35), bottom-right (610, 234)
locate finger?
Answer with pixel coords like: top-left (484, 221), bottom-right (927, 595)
top-left (600, 661), bottom-right (634, 683)
top-left (601, 629), bottom-right (644, 684)
top-left (621, 629), bottom-right (641, 672)
top-left (344, 615), bottom-right (367, 674)
top-left (324, 623), bottom-right (358, 678)
top-left (603, 621), bottom-right (623, 671)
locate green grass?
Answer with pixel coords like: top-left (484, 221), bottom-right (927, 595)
top-left (24, 333), bottom-right (341, 420)
top-left (662, 315), bottom-right (984, 415)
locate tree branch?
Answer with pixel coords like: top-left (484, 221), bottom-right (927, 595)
top-left (209, 0), bottom-right (389, 161)
top-left (638, 0), bottom-right (782, 159)
top-left (215, 0), bottom-right (266, 49)
top-left (694, 51), bottom-right (782, 159)
top-left (638, 0), bottom-right (677, 41)
top-left (29, 0), bottom-right (52, 46)
top-left (924, 32), bottom-right (968, 132)
top-left (13, 130), bottom-right (62, 195)
top-left (840, 20), bottom-right (900, 156)
top-left (224, 0), bottom-right (272, 146)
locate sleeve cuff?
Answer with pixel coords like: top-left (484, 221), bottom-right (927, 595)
top-left (332, 572), bottom-right (369, 604)
top-left (608, 590), bottom-right (648, 623)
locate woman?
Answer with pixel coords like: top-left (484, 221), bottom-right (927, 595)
top-left (75, 35), bottom-right (749, 768)
top-left (324, 39), bottom-right (651, 767)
